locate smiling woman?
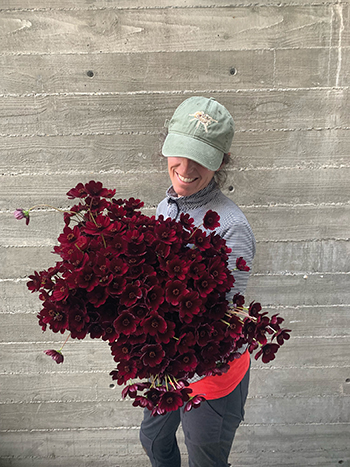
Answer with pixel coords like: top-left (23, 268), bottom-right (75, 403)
top-left (140, 96), bottom-right (256, 467)
top-left (167, 156), bottom-right (216, 197)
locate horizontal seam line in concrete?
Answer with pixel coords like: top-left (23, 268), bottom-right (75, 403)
top-left (1, 303), bottom-right (348, 310)
top-left (1, 421), bottom-right (349, 434)
top-left (0, 45), bottom-right (346, 58)
top-left (0, 86), bottom-right (349, 98)
top-left (1, 393), bottom-right (349, 406)
top-left (1, 127), bottom-right (350, 139)
top-left (1, 304), bottom-right (348, 316)
top-left (2, 365), bottom-right (349, 377)
top-left (2, 201), bottom-right (350, 213)
top-left (1, 239), bottom-right (349, 248)
top-left (0, 46), bottom-right (343, 58)
top-left (2, 165), bottom-right (350, 177)
top-left (1, 271), bottom-right (349, 283)
top-left (1, 334), bottom-right (348, 345)
top-left (0, 3), bottom-right (346, 13)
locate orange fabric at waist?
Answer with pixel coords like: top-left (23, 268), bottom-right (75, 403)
top-left (188, 350), bottom-right (250, 401)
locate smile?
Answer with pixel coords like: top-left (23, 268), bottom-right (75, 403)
top-left (177, 172), bottom-right (197, 183)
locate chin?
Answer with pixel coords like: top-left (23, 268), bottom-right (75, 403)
top-left (173, 183), bottom-right (196, 197)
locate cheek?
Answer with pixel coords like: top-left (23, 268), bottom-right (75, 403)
top-left (200, 169), bottom-right (215, 184)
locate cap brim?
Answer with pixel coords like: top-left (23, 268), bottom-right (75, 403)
top-left (162, 133), bottom-right (224, 171)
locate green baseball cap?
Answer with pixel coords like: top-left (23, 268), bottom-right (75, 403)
top-left (162, 96), bottom-right (234, 171)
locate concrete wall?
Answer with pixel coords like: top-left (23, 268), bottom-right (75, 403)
top-left (1, 1), bottom-right (349, 466)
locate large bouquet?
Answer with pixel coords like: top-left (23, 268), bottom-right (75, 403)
top-left (15, 181), bottom-right (290, 415)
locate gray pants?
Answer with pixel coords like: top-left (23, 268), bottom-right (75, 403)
top-left (140, 366), bottom-right (250, 467)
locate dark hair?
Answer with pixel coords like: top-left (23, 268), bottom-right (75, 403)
top-left (159, 128), bottom-right (231, 188)
top-left (214, 152), bottom-right (230, 187)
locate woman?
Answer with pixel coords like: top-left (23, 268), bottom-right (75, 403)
top-left (140, 96), bottom-right (256, 467)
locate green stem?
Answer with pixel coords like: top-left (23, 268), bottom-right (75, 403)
top-left (59, 332), bottom-right (71, 352)
top-left (187, 223), bottom-right (203, 240)
top-left (28, 204), bottom-right (68, 214)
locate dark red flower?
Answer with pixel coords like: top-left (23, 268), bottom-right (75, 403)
top-left (122, 382), bottom-right (151, 399)
top-left (209, 233), bottom-right (229, 254)
top-left (179, 291), bottom-right (202, 323)
top-left (44, 349), bottom-right (64, 364)
top-left (114, 312), bottom-right (137, 336)
top-left (203, 210), bottom-right (220, 230)
top-left (142, 312), bottom-right (167, 337)
top-left (109, 203), bottom-right (127, 220)
top-left (157, 321), bottom-right (176, 344)
top-left (176, 332), bottom-right (196, 354)
top-left (145, 387), bottom-right (163, 405)
top-left (208, 257), bottom-right (227, 284)
top-left (233, 293), bottom-right (245, 308)
top-left (120, 282), bottom-right (143, 307)
top-left (101, 322), bottom-right (118, 343)
top-left (84, 214), bottom-right (112, 236)
top-left (269, 314), bottom-right (284, 332)
top-left (31, 269), bottom-right (54, 291)
top-left (75, 265), bottom-right (99, 292)
top-left (110, 341), bottom-right (135, 361)
top-left (52, 279), bottom-right (70, 302)
top-left (210, 321), bottom-right (227, 342)
top-left (154, 241), bottom-right (171, 259)
top-left (165, 258), bottom-right (190, 281)
top-left (276, 328), bottom-right (291, 345)
top-left (141, 344), bottom-right (165, 367)
top-left (66, 183), bottom-right (88, 199)
top-left (249, 301), bottom-right (262, 317)
top-left (109, 257), bottom-right (128, 276)
top-left (255, 343), bottom-right (280, 363)
top-left (179, 213), bottom-right (194, 230)
top-left (27, 271), bottom-right (43, 292)
top-left (184, 395), bottom-right (205, 412)
top-left (110, 359), bottom-right (138, 384)
top-left (38, 301), bottom-right (68, 333)
top-left (133, 396), bottom-right (154, 410)
top-left (107, 276), bottom-right (127, 296)
top-left (236, 257), bottom-right (250, 272)
top-left (165, 280), bottom-right (187, 306)
top-left (85, 180), bottom-right (116, 198)
top-left (154, 223), bottom-right (178, 245)
top-left (87, 322), bottom-right (104, 339)
top-left (194, 272), bottom-right (216, 298)
top-left (175, 351), bottom-right (197, 372)
top-left (191, 230), bottom-right (211, 251)
top-left (196, 324), bottom-right (213, 346)
top-left (226, 315), bottom-right (243, 339)
top-left (68, 307), bottom-right (89, 334)
top-left (109, 234), bottom-right (128, 256)
top-left (187, 259), bottom-right (206, 280)
top-left (157, 391), bottom-right (184, 413)
top-left (123, 197), bottom-right (144, 214)
top-left (146, 285), bottom-right (164, 311)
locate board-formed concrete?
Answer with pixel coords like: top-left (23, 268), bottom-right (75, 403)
top-left (0, 1), bottom-right (349, 466)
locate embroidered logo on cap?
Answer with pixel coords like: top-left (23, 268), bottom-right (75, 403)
top-left (189, 111), bottom-right (218, 133)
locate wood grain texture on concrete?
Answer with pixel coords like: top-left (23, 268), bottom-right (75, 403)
top-left (0, 1), bottom-right (349, 466)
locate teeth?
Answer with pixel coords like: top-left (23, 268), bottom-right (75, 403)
top-left (178, 173), bottom-right (195, 183)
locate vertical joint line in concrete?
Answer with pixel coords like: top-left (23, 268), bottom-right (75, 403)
top-left (335, 4), bottom-right (344, 88)
top-left (327, 6), bottom-right (334, 88)
top-left (273, 49), bottom-right (276, 89)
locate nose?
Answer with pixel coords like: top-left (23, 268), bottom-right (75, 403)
top-left (179, 158), bottom-right (196, 172)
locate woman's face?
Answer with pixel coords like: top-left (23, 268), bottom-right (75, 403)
top-left (167, 157), bottom-right (216, 197)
